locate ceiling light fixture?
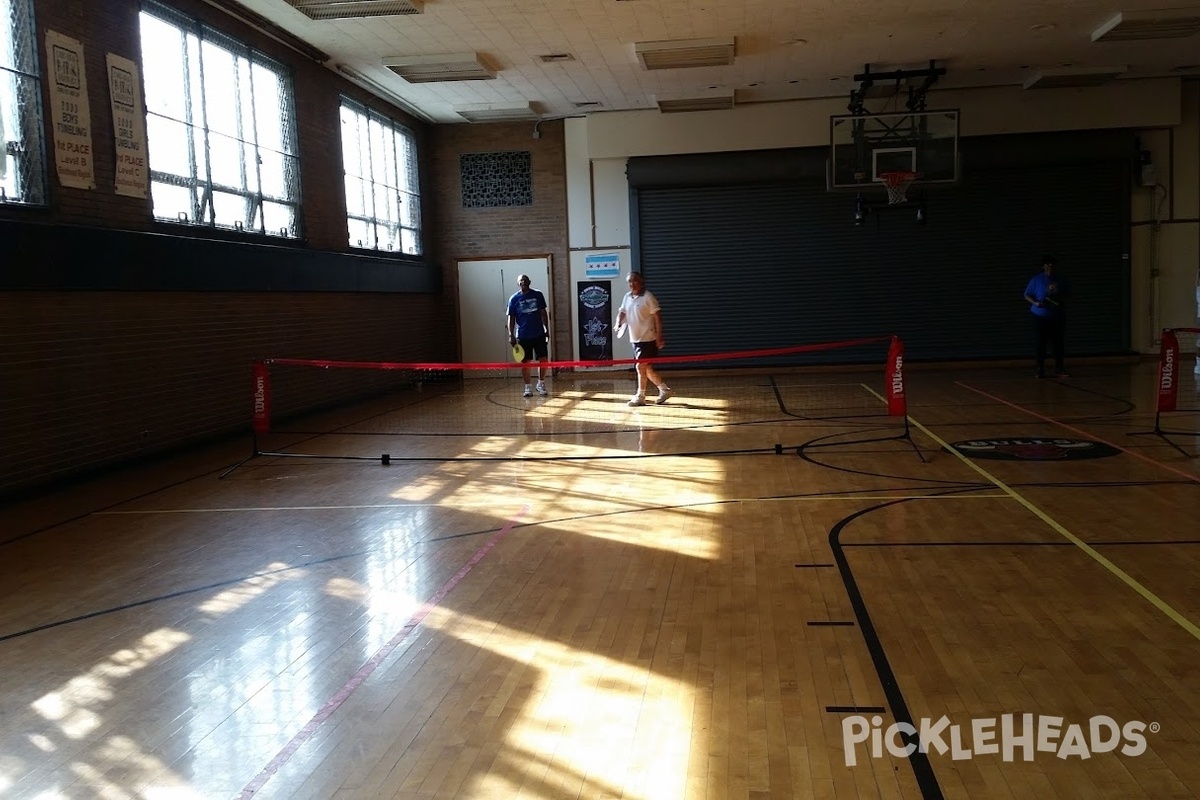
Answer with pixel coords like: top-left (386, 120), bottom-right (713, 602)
top-left (455, 102), bottom-right (541, 122)
top-left (635, 37), bottom-right (736, 70)
top-left (282, 0), bottom-right (423, 20)
top-left (334, 64), bottom-right (434, 123)
top-left (653, 89), bottom-right (735, 113)
top-left (1092, 9), bottom-right (1200, 41)
top-left (382, 53), bottom-right (496, 83)
top-left (1023, 65), bottom-right (1127, 89)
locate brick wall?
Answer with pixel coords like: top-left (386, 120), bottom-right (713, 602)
top-left (0, 0), bottom-right (450, 497)
top-left (0, 292), bottom-right (441, 492)
top-left (426, 121), bottom-right (570, 359)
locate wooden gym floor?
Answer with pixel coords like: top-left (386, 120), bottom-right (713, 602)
top-left (1, 360), bottom-right (1198, 799)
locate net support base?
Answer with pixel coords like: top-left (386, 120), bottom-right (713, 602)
top-left (221, 443), bottom-right (397, 479)
top-left (793, 416), bottom-right (926, 463)
top-left (219, 432), bottom-right (262, 480)
top-left (1127, 426), bottom-right (1199, 459)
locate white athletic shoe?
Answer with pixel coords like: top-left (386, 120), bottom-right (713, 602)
top-left (523, 385), bottom-right (532, 397)
top-left (655, 388), bottom-right (674, 405)
top-left (536, 381), bottom-right (548, 396)
top-left (627, 394), bottom-right (646, 407)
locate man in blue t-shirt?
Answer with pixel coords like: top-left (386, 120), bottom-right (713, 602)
top-left (506, 274), bottom-right (550, 397)
top-left (1024, 255), bottom-right (1069, 379)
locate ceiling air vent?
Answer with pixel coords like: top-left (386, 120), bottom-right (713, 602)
top-left (455, 102), bottom-right (540, 122)
top-left (383, 53), bottom-right (496, 83)
top-left (283, 0), bottom-right (423, 20)
top-left (1092, 9), bottom-right (1200, 41)
top-left (654, 91), bottom-right (735, 113)
top-left (635, 37), bottom-right (736, 70)
top-left (1023, 65), bottom-right (1127, 89)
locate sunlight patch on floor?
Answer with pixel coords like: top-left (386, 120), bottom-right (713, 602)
top-left (198, 562), bottom-right (295, 615)
top-left (425, 606), bottom-right (695, 800)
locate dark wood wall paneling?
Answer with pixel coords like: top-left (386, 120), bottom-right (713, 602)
top-left (0, 0), bottom-right (444, 498)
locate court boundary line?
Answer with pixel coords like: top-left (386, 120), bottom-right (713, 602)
top-left (93, 495), bottom-right (1011, 515)
top-left (238, 504), bottom-right (530, 798)
top-left (893, 385), bottom-right (1200, 643)
top-left (956, 381), bottom-right (1200, 484)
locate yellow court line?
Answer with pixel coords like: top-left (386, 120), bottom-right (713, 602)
top-left (861, 383), bottom-right (1200, 643)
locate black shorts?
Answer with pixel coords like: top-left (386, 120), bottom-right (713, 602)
top-left (633, 341), bottom-right (659, 359)
top-left (519, 336), bottom-right (548, 361)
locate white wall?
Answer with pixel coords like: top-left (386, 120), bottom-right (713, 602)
top-left (565, 77), bottom-right (1196, 358)
top-left (567, 249), bottom-right (634, 362)
top-left (1132, 78), bottom-right (1200, 352)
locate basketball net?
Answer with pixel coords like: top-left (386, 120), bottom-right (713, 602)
top-left (880, 171), bottom-right (917, 205)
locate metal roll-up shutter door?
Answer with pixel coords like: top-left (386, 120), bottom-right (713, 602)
top-left (634, 161), bottom-right (1127, 364)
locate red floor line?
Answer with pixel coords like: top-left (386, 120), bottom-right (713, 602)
top-left (954, 381), bottom-right (1199, 484)
top-left (239, 504), bottom-right (531, 798)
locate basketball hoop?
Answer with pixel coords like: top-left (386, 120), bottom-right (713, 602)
top-left (879, 170), bottom-right (917, 205)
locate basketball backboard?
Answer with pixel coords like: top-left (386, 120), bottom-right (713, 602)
top-left (829, 109), bottom-right (959, 190)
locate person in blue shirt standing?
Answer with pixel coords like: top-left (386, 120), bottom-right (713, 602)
top-left (1024, 255), bottom-right (1069, 379)
top-left (507, 274), bottom-right (550, 397)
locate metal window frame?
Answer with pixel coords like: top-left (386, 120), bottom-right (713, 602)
top-left (0, 0), bottom-right (48, 206)
top-left (340, 96), bottom-right (421, 255)
top-left (141, 0), bottom-right (303, 238)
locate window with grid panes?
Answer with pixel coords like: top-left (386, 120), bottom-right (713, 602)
top-left (340, 98), bottom-right (422, 255)
top-left (0, 0), bottom-right (47, 205)
top-left (139, 1), bottom-right (301, 237)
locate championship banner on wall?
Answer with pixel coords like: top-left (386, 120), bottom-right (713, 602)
top-left (45, 29), bottom-right (95, 190)
top-left (577, 281), bottom-right (613, 360)
top-left (106, 53), bottom-right (148, 198)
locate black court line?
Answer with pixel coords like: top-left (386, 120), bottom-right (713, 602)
top-left (827, 706), bottom-right (888, 714)
top-left (0, 551), bottom-right (371, 643)
top-left (278, 414), bottom-right (809, 438)
top-left (797, 431), bottom-right (980, 487)
top-left (12, 474), bottom-right (1187, 642)
top-left (829, 494), bottom-right (954, 800)
top-left (1, 462), bottom-right (235, 548)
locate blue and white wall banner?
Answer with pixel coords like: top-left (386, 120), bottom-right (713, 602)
top-left (45, 30), bottom-right (95, 190)
top-left (584, 252), bottom-right (621, 279)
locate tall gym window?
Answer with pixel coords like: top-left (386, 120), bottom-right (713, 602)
top-left (340, 99), bottom-right (422, 255)
top-left (139, 1), bottom-right (301, 237)
top-left (0, 0), bottom-right (47, 205)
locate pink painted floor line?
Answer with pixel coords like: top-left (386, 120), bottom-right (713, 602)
top-left (955, 381), bottom-right (1200, 484)
top-left (239, 505), bottom-right (530, 798)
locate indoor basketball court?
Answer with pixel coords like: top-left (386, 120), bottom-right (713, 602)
top-left (2, 351), bottom-right (1197, 799)
top-left (4, 3), bottom-right (1200, 798)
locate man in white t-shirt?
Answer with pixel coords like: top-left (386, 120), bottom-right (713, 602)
top-left (615, 272), bottom-right (673, 406)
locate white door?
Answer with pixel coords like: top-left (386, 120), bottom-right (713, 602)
top-left (457, 256), bottom-right (551, 374)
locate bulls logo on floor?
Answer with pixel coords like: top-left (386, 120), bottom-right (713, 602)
top-left (951, 437), bottom-right (1120, 461)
